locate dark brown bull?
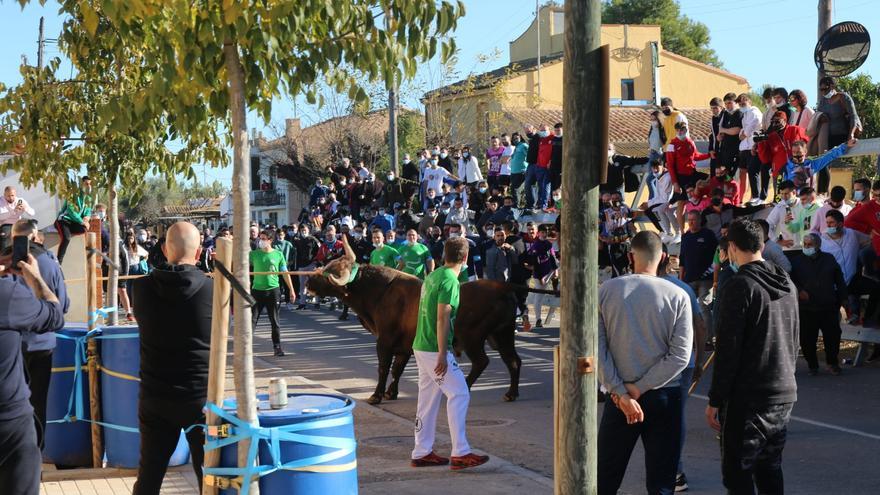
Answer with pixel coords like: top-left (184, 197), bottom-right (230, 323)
top-left (307, 240), bottom-right (523, 405)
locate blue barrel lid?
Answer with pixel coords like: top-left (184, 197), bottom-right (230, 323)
top-left (220, 394), bottom-right (354, 422)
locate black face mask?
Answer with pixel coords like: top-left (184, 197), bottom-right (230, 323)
top-left (711, 197), bottom-right (723, 207)
top-left (662, 108), bottom-right (672, 116)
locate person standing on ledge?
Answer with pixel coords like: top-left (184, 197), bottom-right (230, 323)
top-left (132, 222), bottom-right (213, 495)
top-left (410, 236), bottom-right (489, 471)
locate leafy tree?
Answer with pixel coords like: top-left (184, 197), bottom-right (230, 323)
top-left (24, 2), bottom-right (464, 489)
top-left (836, 74), bottom-right (880, 180)
top-left (602, 0), bottom-right (722, 68)
top-left (394, 110), bottom-right (427, 166)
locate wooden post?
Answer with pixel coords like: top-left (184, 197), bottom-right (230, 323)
top-left (86, 232), bottom-right (104, 468)
top-left (556, 1), bottom-right (605, 494)
top-left (203, 237), bottom-right (233, 495)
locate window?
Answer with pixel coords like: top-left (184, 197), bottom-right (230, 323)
top-left (250, 156), bottom-right (261, 191)
top-left (553, 11), bottom-right (565, 34)
top-left (621, 79), bottom-right (635, 101)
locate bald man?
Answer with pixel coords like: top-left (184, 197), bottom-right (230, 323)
top-left (132, 221), bottom-right (212, 495)
top-left (0, 186), bottom-right (35, 250)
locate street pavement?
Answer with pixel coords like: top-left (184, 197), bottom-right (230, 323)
top-left (256, 303), bottom-right (880, 494)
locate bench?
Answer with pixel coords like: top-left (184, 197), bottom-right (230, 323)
top-left (841, 324), bottom-right (880, 366)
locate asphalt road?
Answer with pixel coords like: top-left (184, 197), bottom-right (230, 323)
top-left (255, 303), bottom-right (880, 494)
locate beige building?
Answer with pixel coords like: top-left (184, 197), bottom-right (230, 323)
top-left (422, 4), bottom-right (751, 153)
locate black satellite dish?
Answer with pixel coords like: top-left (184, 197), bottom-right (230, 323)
top-left (815, 21), bottom-right (871, 77)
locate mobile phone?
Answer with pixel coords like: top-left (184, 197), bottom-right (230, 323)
top-left (12, 235), bottom-right (29, 268)
top-left (15, 199), bottom-right (22, 207)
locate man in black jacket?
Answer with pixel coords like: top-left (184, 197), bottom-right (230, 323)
top-left (707, 218), bottom-right (799, 495)
top-left (523, 125), bottom-right (542, 210)
top-left (132, 222), bottom-right (213, 495)
top-left (293, 224), bottom-right (320, 309)
top-left (790, 233), bottom-right (847, 375)
top-left (602, 144), bottom-right (649, 196)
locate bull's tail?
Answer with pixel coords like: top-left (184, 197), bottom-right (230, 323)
top-left (509, 283), bottom-right (561, 297)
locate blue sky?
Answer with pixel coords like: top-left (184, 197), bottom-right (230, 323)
top-left (1, 0), bottom-right (877, 187)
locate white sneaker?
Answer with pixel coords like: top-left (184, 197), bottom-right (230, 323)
top-left (749, 198), bottom-right (763, 206)
top-left (660, 233), bottom-right (673, 244)
top-left (672, 233), bottom-right (682, 244)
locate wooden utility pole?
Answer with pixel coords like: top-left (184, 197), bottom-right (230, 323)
top-left (556, 0), bottom-right (606, 493)
top-left (386, 9), bottom-right (399, 176)
top-left (535, 0), bottom-right (542, 98)
top-left (86, 232), bottom-right (104, 468)
top-left (203, 237), bottom-right (232, 495)
top-left (37, 16), bottom-right (44, 69)
top-left (818, 0), bottom-right (833, 95)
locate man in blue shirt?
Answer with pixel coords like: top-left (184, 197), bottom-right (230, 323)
top-left (12, 220), bottom-right (69, 451)
top-left (680, 210), bottom-right (718, 334)
top-left (369, 206), bottom-right (395, 233)
top-left (0, 250), bottom-right (65, 494)
top-left (783, 139), bottom-right (856, 191)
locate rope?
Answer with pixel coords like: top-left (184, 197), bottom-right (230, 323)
top-left (201, 402), bottom-right (357, 495)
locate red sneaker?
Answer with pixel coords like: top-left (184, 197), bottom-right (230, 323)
top-left (410, 452), bottom-right (450, 467)
top-left (450, 453), bottom-right (489, 470)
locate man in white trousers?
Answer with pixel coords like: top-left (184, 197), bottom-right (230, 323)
top-left (410, 236), bottom-right (489, 470)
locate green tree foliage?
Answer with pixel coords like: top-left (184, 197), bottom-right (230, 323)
top-left (602, 0), bottom-right (722, 68)
top-left (836, 74), bottom-right (880, 180)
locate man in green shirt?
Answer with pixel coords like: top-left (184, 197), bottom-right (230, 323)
top-left (410, 237), bottom-right (489, 471)
top-left (54, 175), bottom-right (94, 263)
top-left (397, 230), bottom-right (434, 279)
top-left (368, 230), bottom-right (399, 268)
top-left (249, 230), bottom-right (296, 356)
top-left (272, 228), bottom-right (296, 305)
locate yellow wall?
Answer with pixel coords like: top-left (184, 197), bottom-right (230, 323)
top-left (659, 52), bottom-right (750, 108)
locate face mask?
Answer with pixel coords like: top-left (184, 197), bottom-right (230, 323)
top-left (373, 242), bottom-right (382, 248)
top-left (463, 152), bottom-right (470, 159)
top-left (478, 187), bottom-right (487, 193)
top-left (430, 159), bottom-right (439, 166)
top-left (486, 229), bottom-right (495, 237)
top-left (353, 232), bottom-right (363, 240)
top-left (538, 131), bottom-right (549, 138)
top-left (387, 174), bottom-right (395, 181)
top-left (96, 211), bottom-right (106, 220)
top-left (803, 247), bottom-right (817, 257)
top-left (726, 107), bottom-right (737, 114)
top-left (440, 152), bottom-right (448, 159)
top-left (441, 208), bottom-right (450, 215)
top-left (788, 197), bottom-right (798, 206)
top-left (553, 195), bottom-right (561, 202)
top-left (326, 239), bottom-right (336, 245)
top-left (378, 209), bottom-right (385, 216)
top-left (404, 159), bottom-right (411, 164)
top-left (677, 132), bottom-right (687, 139)
top-left (711, 197), bottom-right (723, 206)
top-left (824, 90), bottom-right (836, 99)
top-left (826, 226), bottom-right (839, 235)
top-left (259, 240), bottom-right (271, 249)
top-left (137, 234), bottom-right (147, 243)
top-left (449, 232), bottom-right (461, 238)
top-left (730, 261), bottom-right (739, 273)
top-left (854, 190), bottom-right (865, 201)
top-left (662, 108), bottom-right (672, 116)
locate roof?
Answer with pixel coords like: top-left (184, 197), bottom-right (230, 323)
top-left (502, 107), bottom-right (714, 150)
top-left (160, 196), bottom-right (225, 218)
top-left (422, 53), bottom-right (564, 100)
top-left (660, 50), bottom-right (749, 84)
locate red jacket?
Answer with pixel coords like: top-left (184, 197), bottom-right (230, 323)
top-left (844, 201), bottom-right (880, 254)
top-left (665, 137), bottom-right (710, 185)
top-left (702, 176), bottom-right (741, 205)
top-left (316, 240), bottom-right (344, 264)
top-left (537, 135), bottom-right (554, 168)
top-left (757, 125), bottom-right (808, 176)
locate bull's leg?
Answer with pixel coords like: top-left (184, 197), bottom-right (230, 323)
top-left (496, 333), bottom-right (522, 402)
top-left (369, 342), bottom-right (393, 405)
top-left (463, 345), bottom-right (490, 390)
top-left (384, 352), bottom-right (412, 400)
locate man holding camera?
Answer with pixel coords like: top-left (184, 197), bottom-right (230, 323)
top-left (0, 187), bottom-right (36, 250)
top-left (0, 249), bottom-right (64, 495)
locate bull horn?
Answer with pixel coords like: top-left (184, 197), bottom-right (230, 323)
top-left (327, 268), bottom-right (350, 286)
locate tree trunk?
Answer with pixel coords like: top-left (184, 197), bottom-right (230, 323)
top-left (223, 40), bottom-right (259, 494)
top-left (108, 181), bottom-right (119, 325)
top-left (556, 0), bottom-right (604, 493)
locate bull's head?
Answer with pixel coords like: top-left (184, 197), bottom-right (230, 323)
top-left (307, 234), bottom-right (358, 298)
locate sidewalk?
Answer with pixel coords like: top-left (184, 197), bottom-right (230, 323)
top-left (41, 328), bottom-right (554, 494)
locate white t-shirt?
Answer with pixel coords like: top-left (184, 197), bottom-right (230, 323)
top-left (424, 167), bottom-right (450, 195)
top-left (500, 145), bottom-right (514, 176)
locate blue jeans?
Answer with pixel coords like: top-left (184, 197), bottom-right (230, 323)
top-left (678, 366), bottom-right (695, 474)
top-left (534, 167), bottom-right (551, 209)
top-left (598, 387), bottom-right (683, 495)
top-left (523, 164), bottom-right (538, 208)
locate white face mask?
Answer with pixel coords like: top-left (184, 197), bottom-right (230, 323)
top-left (440, 152), bottom-right (448, 159)
top-left (387, 174), bottom-right (394, 181)
top-left (824, 90), bottom-right (837, 99)
top-left (486, 229), bottom-right (495, 237)
top-left (449, 232), bottom-right (461, 238)
top-left (678, 132), bottom-right (687, 139)
top-left (259, 240), bottom-right (271, 249)
top-left (553, 195), bottom-right (561, 201)
top-left (373, 242), bottom-right (382, 248)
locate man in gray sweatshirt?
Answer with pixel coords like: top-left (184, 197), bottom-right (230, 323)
top-left (597, 230), bottom-right (693, 495)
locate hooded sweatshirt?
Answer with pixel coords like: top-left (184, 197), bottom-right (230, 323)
top-left (709, 260), bottom-right (798, 408)
top-left (133, 263), bottom-right (213, 400)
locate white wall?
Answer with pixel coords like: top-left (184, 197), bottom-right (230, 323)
top-left (0, 155), bottom-right (62, 228)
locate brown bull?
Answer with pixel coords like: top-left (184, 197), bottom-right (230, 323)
top-left (307, 240), bottom-right (523, 405)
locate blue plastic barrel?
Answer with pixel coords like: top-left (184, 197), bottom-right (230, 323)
top-left (44, 325), bottom-right (93, 467)
top-left (100, 325), bottom-right (190, 468)
top-left (217, 394), bottom-right (357, 495)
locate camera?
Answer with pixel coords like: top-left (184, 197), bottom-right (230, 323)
top-left (752, 130), bottom-right (770, 143)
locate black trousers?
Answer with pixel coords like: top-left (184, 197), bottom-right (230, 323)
top-left (510, 172), bottom-right (525, 205)
top-left (0, 413), bottom-right (41, 495)
top-left (132, 396), bottom-right (205, 495)
top-left (720, 401), bottom-right (793, 495)
top-left (252, 287), bottom-right (281, 345)
top-left (799, 309), bottom-right (842, 369)
top-left (747, 155), bottom-right (771, 201)
top-left (598, 387), bottom-right (682, 495)
top-left (22, 349), bottom-right (53, 450)
top-left (54, 219), bottom-right (87, 264)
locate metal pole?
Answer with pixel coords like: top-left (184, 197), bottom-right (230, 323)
top-left (818, 0), bottom-right (833, 96)
top-left (536, 0), bottom-right (542, 98)
top-left (556, 0), bottom-right (605, 493)
top-left (37, 16), bottom-right (44, 69)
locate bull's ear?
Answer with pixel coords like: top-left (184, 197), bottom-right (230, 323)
top-left (326, 265), bottom-right (351, 286)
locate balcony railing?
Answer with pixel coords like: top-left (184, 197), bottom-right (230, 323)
top-left (250, 190), bottom-right (286, 207)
